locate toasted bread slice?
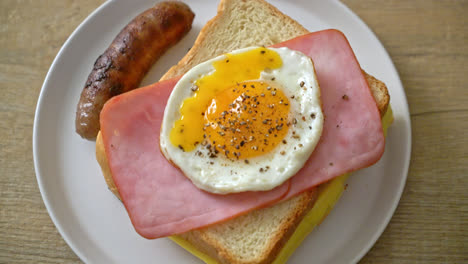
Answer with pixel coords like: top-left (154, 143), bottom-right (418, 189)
top-left (95, 0), bottom-right (390, 263)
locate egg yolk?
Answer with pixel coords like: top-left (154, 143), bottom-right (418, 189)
top-left (204, 81), bottom-right (290, 159)
top-left (170, 47), bottom-right (289, 156)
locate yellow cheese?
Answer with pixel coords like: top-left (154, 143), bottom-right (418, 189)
top-left (169, 106), bottom-right (393, 264)
top-left (272, 173), bottom-right (350, 264)
top-left (170, 236), bottom-right (218, 264)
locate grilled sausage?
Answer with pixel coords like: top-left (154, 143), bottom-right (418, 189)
top-left (76, 1), bottom-right (194, 139)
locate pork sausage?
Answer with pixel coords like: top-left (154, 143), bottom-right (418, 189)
top-left (76, 1), bottom-right (194, 139)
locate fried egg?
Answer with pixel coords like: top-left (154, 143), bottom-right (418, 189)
top-left (160, 47), bottom-right (323, 194)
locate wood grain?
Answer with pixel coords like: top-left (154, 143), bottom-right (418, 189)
top-left (0, 1), bottom-right (105, 263)
top-left (0, 0), bottom-right (466, 263)
top-left (345, 1), bottom-right (468, 263)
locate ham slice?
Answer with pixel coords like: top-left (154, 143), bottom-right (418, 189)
top-left (100, 29), bottom-right (385, 239)
top-left (272, 29), bottom-right (385, 198)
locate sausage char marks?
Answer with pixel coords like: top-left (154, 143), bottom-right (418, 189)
top-left (76, 1), bottom-right (195, 139)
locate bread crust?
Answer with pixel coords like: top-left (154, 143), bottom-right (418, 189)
top-left (364, 70), bottom-right (390, 117)
top-left (177, 190), bottom-right (318, 264)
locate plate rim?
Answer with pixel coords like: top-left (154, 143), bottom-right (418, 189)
top-left (32, 0), bottom-right (412, 263)
top-left (32, 1), bottom-right (115, 263)
top-left (333, 0), bottom-right (412, 262)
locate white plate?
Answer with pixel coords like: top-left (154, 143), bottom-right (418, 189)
top-left (33, 0), bottom-right (411, 263)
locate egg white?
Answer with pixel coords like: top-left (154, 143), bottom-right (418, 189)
top-left (160, 47), bottom-right (323, 194)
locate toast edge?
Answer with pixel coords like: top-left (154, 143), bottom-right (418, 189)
top-left (160, 0), bottom-right (309, 81)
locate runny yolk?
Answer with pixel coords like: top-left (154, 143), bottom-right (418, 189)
top-left (169, 47), bottom-right (289, 156)
top-left (204, 81), bottom-right (290, 159)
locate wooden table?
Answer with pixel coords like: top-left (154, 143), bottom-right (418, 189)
top-left (1, 0), bottom-right (466, 263)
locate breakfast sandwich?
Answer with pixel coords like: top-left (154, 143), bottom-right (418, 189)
top-left (93, 0), bottom-right (392, 263)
